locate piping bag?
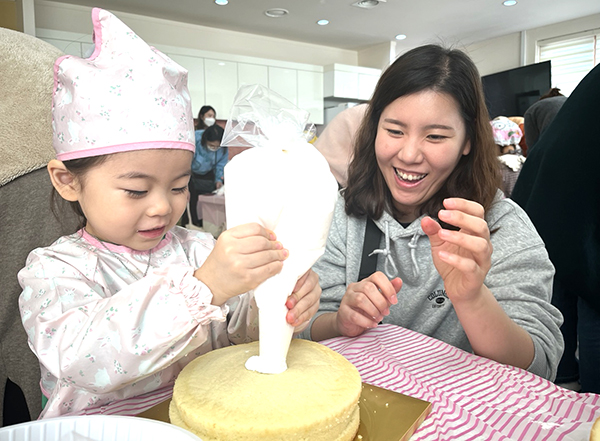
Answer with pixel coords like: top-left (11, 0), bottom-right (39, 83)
top-left (222, 84), bottom-right (338, 374)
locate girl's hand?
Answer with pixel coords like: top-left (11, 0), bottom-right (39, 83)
top-left (421, 198), bottom-right (492, 304)
top-left (285, 270), bottom-right (321, 332)
top-left (195, 223), bottom-right (288, 305)
top-left (216, 181), bottom-right (223, 189)
top-left (336, 272), bottom-right (402, 337)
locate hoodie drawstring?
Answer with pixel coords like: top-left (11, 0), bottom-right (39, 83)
top-left (368, 220), bottom-right (421, 279)
top-left (407, 232), bottom-right (420, 278)
top-left (368, 221), bottom-right (398, 278)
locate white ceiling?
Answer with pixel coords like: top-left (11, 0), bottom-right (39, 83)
top-left (50, 0), bottom-right (600, 52)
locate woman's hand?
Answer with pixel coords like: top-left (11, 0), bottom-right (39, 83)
top-left (421, 198), bottom-right (492, 305)
top-left (195, 223), bottom-right (288, 305)
top-left (285, 270), bottom-right (321, 332)
top-left (336, 272), bottom-right (402, 337)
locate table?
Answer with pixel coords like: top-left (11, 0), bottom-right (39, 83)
top-left (196, 193), bottom-right (226, 237)
top-left (138, 324), bottom-right (599, 440)
top-left (321, 324), bottom-right (600, 441)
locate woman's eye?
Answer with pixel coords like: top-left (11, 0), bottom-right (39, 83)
top-left (427, 134), bottom-right (447, 141)
top-left (173, 186), bottom-right (188, 194)
top-left (125, 189), bottom-right (147, 198)
top-left (386, 128), bottom-right (403, 136)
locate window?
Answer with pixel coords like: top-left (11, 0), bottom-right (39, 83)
top-left (537, 30), bottom-right (599, 96)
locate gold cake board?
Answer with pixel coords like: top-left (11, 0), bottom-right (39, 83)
top-left (138, 383), bottom-right (431, 441)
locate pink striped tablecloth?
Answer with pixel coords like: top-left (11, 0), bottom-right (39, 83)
top-left (321, 324), bottom-right (600, 441)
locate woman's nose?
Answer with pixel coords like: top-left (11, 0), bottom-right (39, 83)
top-left (397, 137), bottom-right (423, 163)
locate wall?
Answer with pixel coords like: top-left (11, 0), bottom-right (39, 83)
top-left (33, 1), bottom-right (600, 82)
top-left (0, 0), bottom-right (18, 31)
top-left (464, 13), bottom-right (600, 76)
top-left (34, 0), bottom-right (358, 67)
top-left (465, 33), bottom-right (523, 77)
top-left (358, 41), bottom-right (395, 71)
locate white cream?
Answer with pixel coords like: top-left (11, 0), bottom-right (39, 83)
top-left (225, 140), bottom-right (338, 374)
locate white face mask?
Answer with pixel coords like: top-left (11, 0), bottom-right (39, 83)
top-left (206, 141), bottom-right (221, 152)
top-left (204, 117), bottom-right (216, 127)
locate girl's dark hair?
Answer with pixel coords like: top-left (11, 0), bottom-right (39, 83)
top-left (540, 87), bottom-right (564, 100)
top-left (200, 124), bottom-right (225, 147)
top-left (50, 155), bottom-right (110, 230)
top-left (195, 105), bottom-right (216, 130)
top-left (344, 44), bottom-right (501, 221)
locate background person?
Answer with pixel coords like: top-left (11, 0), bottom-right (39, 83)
top-left (195, 105), bottom-right (216, 131)
top-left (523, 88), bottom-right (567, 149)
top-left (512, 64), bottom-right (600, 394)
top-left (314, 104), bottom-right (368, 188)
top-left (188, 124), bottom-right (228, 226)
top-left (490, 116), bottom-right (526, 198)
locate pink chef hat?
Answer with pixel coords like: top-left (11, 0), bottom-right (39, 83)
top-left (490, 116), bottom-right (523, 146)
top-left (52, 8), bottom-right (195, 161)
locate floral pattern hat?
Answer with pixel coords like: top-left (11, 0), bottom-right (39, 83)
top-left (490, 116), bottom-right (523, 146)
top-left (52, 8), bottom-right (195, 161)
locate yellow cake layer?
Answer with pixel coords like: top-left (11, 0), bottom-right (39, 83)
top-left (170, 339), bottom-right (361, 441)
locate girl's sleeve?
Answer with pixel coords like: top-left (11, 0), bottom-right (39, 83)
top-left (18, 252), bottom-right (227, 394)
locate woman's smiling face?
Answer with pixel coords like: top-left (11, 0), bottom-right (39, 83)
top-left (375, 89), bottom-right (471, 222)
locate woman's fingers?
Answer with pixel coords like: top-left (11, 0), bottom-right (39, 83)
top-left (344, 272), bottom-right (399, 323)
top-left (438, 198), bottom-right (489, 237)
top-left (286, 271), bottom-right (320, 326)
top-left (437, 228), bottom-right (492, 258)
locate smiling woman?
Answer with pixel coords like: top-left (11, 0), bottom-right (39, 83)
top-left (301, 44), bottom-right (565, 383)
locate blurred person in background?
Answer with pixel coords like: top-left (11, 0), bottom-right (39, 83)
top-left (490, 116), bottom-right (526, 198)
top-left (196, 105), bottom-right (217, 131)
top-left (188, 124), bottom-right (228, 226)
top-left (512, 65), bottom-right (600, 394)
top-left (523, 88), bottom-right (567, 150)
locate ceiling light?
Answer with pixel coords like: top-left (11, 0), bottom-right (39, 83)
top-left (395, 34), bottom-right (407, 40)
top-left (351, 0), bottom-right (386, 9)
top-left (264, 8), bottom-right (289, 18)
top-left (317, 19), bottom-right (329, 26)
top-left (214, 0), bottom-right (228, 5)
top-left (503, 0), bottom-right (517, 5)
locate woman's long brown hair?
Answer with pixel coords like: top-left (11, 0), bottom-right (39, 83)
top-left (344, 44), bottom-right (501, 221)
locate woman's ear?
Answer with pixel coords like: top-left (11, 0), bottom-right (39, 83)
top-left (47, 159), bottom-right (80, 202)
top-left (462, 140), bottom-right (471, 156)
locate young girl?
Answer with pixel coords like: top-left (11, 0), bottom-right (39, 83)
top-left (18, 8), bottom-right (320, 419)
top-left (302, 44), bottom-right (564, 381)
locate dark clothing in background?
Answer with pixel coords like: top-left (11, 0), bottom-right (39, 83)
top-left (512, 64), bottom-right (600, 393)
top-left (188, 169), bottom-right (216, 226)
top-left (523, 95), bottom-right (567, 149)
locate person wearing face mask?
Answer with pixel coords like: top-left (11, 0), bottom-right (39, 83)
top-left (196, 105), bottom-right (217, 131)
top-left (188, 124), bottom-right (228, 226)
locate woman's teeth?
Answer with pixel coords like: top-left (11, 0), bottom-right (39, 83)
top-left (396, 170), bottom-right (426, 181)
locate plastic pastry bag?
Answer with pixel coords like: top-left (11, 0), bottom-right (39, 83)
top-left (223, 84), bottom-right (338, 374)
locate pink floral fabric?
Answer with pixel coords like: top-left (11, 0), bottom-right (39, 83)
top-left (52, 8), bottom-right (195, 161)
top-left (18, 227), bottom-right (258, 418)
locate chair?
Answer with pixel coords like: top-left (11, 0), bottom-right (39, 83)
top-left (0, 27), bottom-right (78, 426)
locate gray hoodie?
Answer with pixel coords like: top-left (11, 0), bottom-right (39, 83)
top-left (303, 191), bottom-right (564, 381)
